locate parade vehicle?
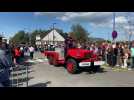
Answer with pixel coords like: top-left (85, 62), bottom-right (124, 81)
top-left (44, 44), bottom-right (105, 74)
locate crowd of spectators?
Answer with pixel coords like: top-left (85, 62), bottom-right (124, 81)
top-left (80, 41), bottom-right (134, 70)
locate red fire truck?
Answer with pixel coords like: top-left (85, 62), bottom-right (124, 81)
top-left (44, 45), bottom-right (104, 74)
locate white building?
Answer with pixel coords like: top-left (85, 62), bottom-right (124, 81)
top-left (41, 29), bottom-right (65, 45)
top-left (2, 37), bottom-right (9, 44)
top-left (35, 35), bottom-right (41, 46)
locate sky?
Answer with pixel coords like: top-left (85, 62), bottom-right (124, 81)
top-left (0, 12), bottom-right (134, 41)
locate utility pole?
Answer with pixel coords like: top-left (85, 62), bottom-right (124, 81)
top-left (53, 23), bottom-right (56, 45)
top-left (113, 12), bottom-right (115, 31)
top-left (113, 12), bottom-right (116, 43)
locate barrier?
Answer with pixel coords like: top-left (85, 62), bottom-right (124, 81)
top-left (10, 64), bottom-right (29, 87)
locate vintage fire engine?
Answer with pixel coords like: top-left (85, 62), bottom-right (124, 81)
top-left (44, 43), bottom-right (104, 74)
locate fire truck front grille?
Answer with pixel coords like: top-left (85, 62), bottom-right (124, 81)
top-left (85, 53), bottom-right (91, 58)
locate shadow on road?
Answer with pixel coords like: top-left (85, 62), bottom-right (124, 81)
top-left (18, 55), bottom-right (36, 66)
top-left (20, 61), bottom-right (36, 66)
top-left (79, 67), bottom-right (107, 74)
top-left (28, 81), bottom-right (51, 87)
top-left (51, 64), bottom-right (107, 74)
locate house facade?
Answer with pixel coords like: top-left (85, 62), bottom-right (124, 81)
top-left (36, 29), bottom-right (65, 47)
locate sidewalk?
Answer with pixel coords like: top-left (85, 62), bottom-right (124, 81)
top-left (101, 63), bottom-right (134, 72)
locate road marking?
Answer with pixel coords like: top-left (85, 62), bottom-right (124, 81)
top-left (26, 58), bottom-right (48, 63)
top-left (25, 59), bottom-right (35, 63)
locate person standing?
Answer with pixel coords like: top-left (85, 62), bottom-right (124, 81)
top-left (20, 46), bottom-right (24, 58)
top-left (14, 46), bottom-right (21, 64)
top-left (0, 37), bottom-right (11, 87)
top-left (111, 43), bottom-right (117, 67)
top-left (123, 44), bottom-right (130, 68)
top-left (101, 42), bottom-right (106, 61)
top-left (129, 42), bottom-right (134, 70)
top-left (29, 46), bottom-right (34, 59)
top-left (107, 46), bottom-right (112, 66)
top-left (2, 39), bottom-right (13, 67)
top-left (116, 43), bottom-right (124, 67)
top-left (64, 34), bottom-right (74, 57)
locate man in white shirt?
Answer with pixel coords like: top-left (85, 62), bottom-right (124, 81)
top-left (29, 46), bottom-right (34, 59)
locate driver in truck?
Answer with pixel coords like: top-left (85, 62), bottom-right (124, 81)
top-left (64, 34), bottom-right (75, 57)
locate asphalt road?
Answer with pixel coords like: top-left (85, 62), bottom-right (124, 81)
top-left (17, 52), bottom-right (134, 87)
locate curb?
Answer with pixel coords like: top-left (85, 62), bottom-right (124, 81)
top-left (101, 64), bottom-right (132, 72)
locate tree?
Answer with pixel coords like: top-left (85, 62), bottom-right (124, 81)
top-left (70, 24), bottom-right (89, 44)
top-left (11, 30), bottom-right (29, 44)
top-left (69, 32), bottom-right (77, 41)
top-left (54, 28), bottom-right (68, 38)
top-left (30, 29), bottom-right (48, 45)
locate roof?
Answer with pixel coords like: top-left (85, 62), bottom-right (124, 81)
top-left (42, 29), bottom-right (67, 39)
top-left (42, 29), bottom-right (65, 41)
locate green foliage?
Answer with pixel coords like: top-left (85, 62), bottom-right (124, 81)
top-left (10, 28), bottom-right (67, 45)
top-left (107, 40), bottom-right (111, 43)
top-left (10, 25), bottom-right (108, 46)
top-left (30, 29), bottom-right (47, 45)
top-left (70, 24), bottom-right (89, 43)
top-left (11, 30), bottom-right (29, 44)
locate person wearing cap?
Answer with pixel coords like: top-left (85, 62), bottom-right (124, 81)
top-left (0, 37), bottom-right (11, 87)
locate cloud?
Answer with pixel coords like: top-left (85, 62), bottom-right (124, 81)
top-left (34, 12), bottom-right (65, 17)
top-left (33, 12), bottom-right (134, 40)
top-left (58, 12), bottom-right (113, 24)
top-left (33, 12), bottom-right (134, 28)
top-left (115, 16), bottom-right (127, 24)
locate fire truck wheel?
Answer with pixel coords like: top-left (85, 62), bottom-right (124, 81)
top-left (66, 58), bottom-right (79, 74)
top-left (53, 59), bottom-right (58, 66)
top-left (47, 56), bottom-right (49, 59)
top-left (48, 56), bottom-right (53, 65)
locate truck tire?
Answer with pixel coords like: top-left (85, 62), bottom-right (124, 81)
top-left (47, 56), bottom-right (49, 59)
top-left (48, 56), bottom-right (53, 65)
top-left (66, 58), bottom-right (79, 74)
top-left (53, 59), bottom-right (58, 66)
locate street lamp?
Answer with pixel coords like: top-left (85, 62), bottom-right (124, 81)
top-left (112, 12), bottom-right (118, 44)
top-left (53, 23), bottom-right (56, 45)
